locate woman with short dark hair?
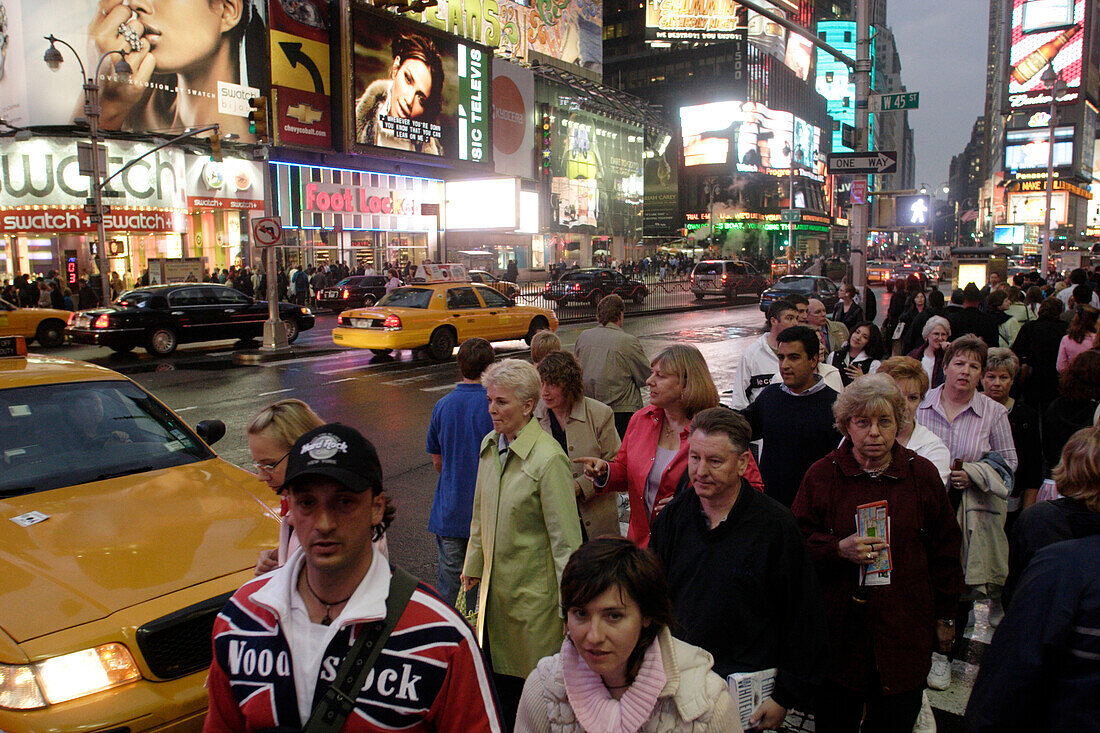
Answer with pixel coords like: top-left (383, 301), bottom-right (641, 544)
top-left (829, 321), bottom-right (884, 386)
top-left (516, 538), bottom-right (739, 732)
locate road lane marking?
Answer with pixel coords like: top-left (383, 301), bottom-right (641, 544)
top-left (258, 388), bottom-right (295, 396)
top-left (174, 406), bottom-right (198, 412)
top-left (318, 364), bottom-right (373, 375)
top-left (421, 384), bottom-right (458, 392)
top-left (382, 374), bottom-right (437, 385)
top-left (325, 377), bottom-right (357, 384)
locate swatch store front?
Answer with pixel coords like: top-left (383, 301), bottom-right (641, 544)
top-left (272, 162), bottom-right (444, 272)
top-left (0, 138), bottom-right (264, 286)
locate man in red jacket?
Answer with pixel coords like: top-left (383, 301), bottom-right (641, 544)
top-left (205, 424), bottom-right (503, 732)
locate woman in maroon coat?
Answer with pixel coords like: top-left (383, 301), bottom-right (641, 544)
top-left (792, 375), bottom-right (963, 732)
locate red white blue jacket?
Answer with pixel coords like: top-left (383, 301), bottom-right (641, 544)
top-left (204, 562), bottom-right (502, 732)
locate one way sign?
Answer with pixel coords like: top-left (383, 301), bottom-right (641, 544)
top-left (827, 151), bottom-right (898, 175)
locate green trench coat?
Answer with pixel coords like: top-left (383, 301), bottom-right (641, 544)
top-left (463, 417), bottom-right (583, 678)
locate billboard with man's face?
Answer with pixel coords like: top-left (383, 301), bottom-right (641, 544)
top-left (0, 0), bottom-right (267, 139)
top-left (349, 3), bottom-right (491, 163)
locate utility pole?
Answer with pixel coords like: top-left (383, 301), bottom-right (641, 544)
top-left (850, 0), bottom-right (871, 293)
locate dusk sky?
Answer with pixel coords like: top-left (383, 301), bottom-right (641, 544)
top-left (887, 2), bottom-right (990, 194)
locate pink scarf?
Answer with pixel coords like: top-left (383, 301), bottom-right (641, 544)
top-left (561, 637), bottom-right (667, 733)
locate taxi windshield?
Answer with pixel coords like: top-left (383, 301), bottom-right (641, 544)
top-left (0, 380), bottom-right (214, 496)
top-left (377, 288), bottom-right (433, 309)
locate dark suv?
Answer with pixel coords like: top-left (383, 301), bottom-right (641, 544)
top-left (690, 260), bottom-right (769, 301)
top-left (316, 276), bottom-right (389, 311)
top-left (543, 268), bottom-right (648, 305)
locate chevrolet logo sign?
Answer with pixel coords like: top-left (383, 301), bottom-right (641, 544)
top-left (287, 104), bottom-right (323, 125)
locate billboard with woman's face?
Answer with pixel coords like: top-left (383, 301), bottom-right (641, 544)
top-left (349, 3), bottom-right (491, 163)
top-left (0, 0), bottom-right (268, 140)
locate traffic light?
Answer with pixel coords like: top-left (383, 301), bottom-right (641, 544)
top-left (209, 134), bottom-right (223, 162)
top-left (248, 96), bottom-right (269, 140)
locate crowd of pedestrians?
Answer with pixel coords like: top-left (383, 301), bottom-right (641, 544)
top-left (204, 262), bottom-right (1100, 731)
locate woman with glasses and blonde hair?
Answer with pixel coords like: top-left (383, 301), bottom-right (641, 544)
top-left (249, 399), bottom-right (392, 575)
top-left (577, 344), bottom-right (762, 548)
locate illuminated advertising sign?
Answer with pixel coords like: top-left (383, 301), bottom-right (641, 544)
top-left (1008, 0), bottom-right (1085, 108)
top-left (679, 101), bottom-right (824, 176)
top-left (645, 0), bottom-right (745, 41)
top-left (1008, 190), bottom-right (1068, 224)
top-left (445, 178), bottom-right (519, 230)
top-left (2, 0), bottom-right (267, 139)
top-left (994, 224), bottom-right (1027, 244)
top-left (274, 162), bottom-right (443, 232)
top-left (349, 3), bottom-right (491, 162)
top-left (644, 0), bottom-right (808, 80)
top-left (552, 177), bottom-right (598, 228)
top-left (1004, 126), bottom-right (1074, 170)
top-left (270, 0), bottom-right (334, 150)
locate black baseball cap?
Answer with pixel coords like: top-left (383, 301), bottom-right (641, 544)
top-left (282, 423), bottom-right (383, 494)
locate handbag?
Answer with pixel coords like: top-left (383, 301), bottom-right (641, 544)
top-left (301, 567), bottom-right (419, 733)
top-left (456, 586), bottom-right (478, 629)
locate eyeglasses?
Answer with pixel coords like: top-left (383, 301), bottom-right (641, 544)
top-left (252, 451), bottom-right (290, 473)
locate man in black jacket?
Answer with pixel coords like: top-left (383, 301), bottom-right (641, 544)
top-left (948, 283), bottom-right (1000, 348)
top-left (650, 407), bottom-right (827, 730)
top-left (1010, 297), bottom-right (1067, 412)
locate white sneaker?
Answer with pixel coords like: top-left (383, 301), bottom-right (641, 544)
top-left (926, 653), bottom-right (951, 690)
top-left (912, 690), bottom-right (937, 733)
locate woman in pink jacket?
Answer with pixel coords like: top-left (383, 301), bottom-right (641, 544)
top-left (578, 344), bottom-right (762, 547)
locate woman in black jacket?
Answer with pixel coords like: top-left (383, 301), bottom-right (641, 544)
top-left (1042, 350), bottom-right (1100, 473)
top-left (833, 283), bottom-right (864, 332)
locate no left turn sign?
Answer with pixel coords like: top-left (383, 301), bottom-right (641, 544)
top-left (252, 217), bottom-right (284, 247)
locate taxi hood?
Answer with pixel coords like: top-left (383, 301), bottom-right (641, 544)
top-left (0, 459), bottom-right (279, 645)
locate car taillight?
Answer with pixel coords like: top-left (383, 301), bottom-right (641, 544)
top-left (383, 314), bottom-right (402, 330)
top-left (572, 283), bottom-right (581, 291)
top-left (67, 312), bottom-right (77, 326)
top-left (342, 289), bottom-right (349, 299)
top-left (690, 274), bottom-right (695, 282)
top-left (544, 282), bottom-right (550, 291)
top-left (722, 273), bottom-right (728, 283)
top-left (93, 314), bottom-right (111, 329)
top-left (337, 315), bottom-right (346, 325)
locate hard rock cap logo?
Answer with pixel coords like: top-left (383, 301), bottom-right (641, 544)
top-left (301, 434), bottom-right (348, 460)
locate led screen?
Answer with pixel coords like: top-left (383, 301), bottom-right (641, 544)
top-left (679, 100), bottom-right (824, 176)
top-left (350, 3), bottom-right (490, 161)
top-left (1008, 0), bottom-right (1085, 108)
top-left (1004, 126), bottom-right (1074, 169)
top-left (994, 224), bottom-right (1027, 244)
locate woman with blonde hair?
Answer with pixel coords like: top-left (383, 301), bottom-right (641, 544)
top-left (461, 359), bottom-right (584, 729)
top-left (577, 344), bottom-right (762, 548)
top-left (529, 329), bottom-right (562, 366)
top-left (250, 399), bottom-right (392, 574)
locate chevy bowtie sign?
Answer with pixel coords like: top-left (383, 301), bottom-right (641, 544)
top-left (827, 151), bottom-right (898, 175)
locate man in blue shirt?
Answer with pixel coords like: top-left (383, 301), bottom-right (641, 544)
top-left (426, 337), bottom-right (496, 606)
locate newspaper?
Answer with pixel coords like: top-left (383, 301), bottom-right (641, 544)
top-left (857, 501), bottom-right (892, 587)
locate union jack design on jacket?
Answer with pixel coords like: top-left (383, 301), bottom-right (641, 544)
top-left (204, 570), bottom-right (502, 732)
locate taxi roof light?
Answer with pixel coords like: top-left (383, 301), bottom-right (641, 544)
top-left (0, 336), bottom-right (28, 357)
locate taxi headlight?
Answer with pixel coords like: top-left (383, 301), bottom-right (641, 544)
top-left (300, 307), bottom-right (312, 316)
top-left (0, 643), bottom-right (141, 710)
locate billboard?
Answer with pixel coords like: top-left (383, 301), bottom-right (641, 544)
top-left (679, 100), bottom-right (825, 177)
top-left (492, 61), bottom-right (535, 179)
top-left (644, 142), bottom-right (680, 237)
top-left (349, 3), bottom-right (491, 162)
top-left (269, 0), bottom-right (333, 149)
top-left (816, 21), bottom-right (857, 154)
top-left (0, 0), bottom-right (267, 139)
top-left (994, 224), bottom-right (1027, 245)
top-left (1009, 190), bottom-right (1068, 224)
top-left (445, 178), bottom-right (519, 230)
top-left (1004, 126), bottom-right (1074, 170)
top-left (1008, 0), bottom-right (1085, 108)
top-left (644, 0), bottom-right (809, 80)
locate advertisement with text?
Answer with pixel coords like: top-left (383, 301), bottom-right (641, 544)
top-left (350, 3), bottom-right (491, 163)
top-left (1008, 0), bottom-right (1085, 108)
top-left (0, 0), bottom-right (267, 139)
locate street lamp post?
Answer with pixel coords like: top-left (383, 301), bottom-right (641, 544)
top-left (1040, 63), bottom-right (1065, 278)
top-left (43, 35), bottom-right (132, 308)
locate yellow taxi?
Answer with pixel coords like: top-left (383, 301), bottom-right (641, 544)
top-left (332, 264), bottom-right (557, 360)
top-left (0, 336), bottom-right (279, 731)
top-left (0, 297), bottom-right (71, 347)
top-left (867, 261), bottom-right (894, 284)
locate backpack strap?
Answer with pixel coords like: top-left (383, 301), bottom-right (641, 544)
top-left (302, 566), bottom-right (419, 733)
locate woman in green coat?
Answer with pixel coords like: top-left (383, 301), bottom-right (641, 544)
top-left (462, 359), bottom-right (584, 730)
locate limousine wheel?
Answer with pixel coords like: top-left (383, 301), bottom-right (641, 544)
top-left (146, 327), bottom-right (178, 356)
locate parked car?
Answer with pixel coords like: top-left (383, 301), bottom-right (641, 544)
top-left (759, 275), bottom-right (841, 315)
top-left (0, 335), bottom-right (279, 731)
top-left (315, 275), bottom-right (389, 311)
top-left (468, 270), bottom-right (519, 298)
top-left (0, 298), bottom-right (71, 346)
top-left (690, 260), bottom-right (769, 301)
top-left (65, 284), bottom-right (315, 355)
top-left (543, 268), bottom-right (648, 305)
